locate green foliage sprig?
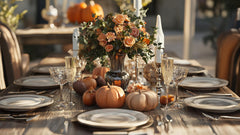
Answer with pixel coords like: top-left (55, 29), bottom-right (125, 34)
top-left (0, 0), bottom-right (27, 30)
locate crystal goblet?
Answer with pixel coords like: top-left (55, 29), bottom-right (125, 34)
top-left (160, 54), bottom-right (174, 121)
top-left (49, 67), bottom-right (68, 109)
top-left (173, 65), bottom-right (188, 108)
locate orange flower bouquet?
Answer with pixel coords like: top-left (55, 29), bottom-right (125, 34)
top-left (78, 9), bottom-right (156, 71)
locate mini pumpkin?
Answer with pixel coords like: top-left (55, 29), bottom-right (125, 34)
top-left (92, 66), bottom-right (110, 79)
top-left (81, 0), bottom-right (104, 22)
top-left (126, 90), bottom-right (158, 111)
top-left (76, 2), bottom-right (87, 23)
top-left (96, 84), bottom-right (125, 108)
top-left (83, 77), bottom-right (97, 90)
top-left (82, 87), bottom-right (96, 106)
top-left (67, 2), bottom-right (87, 23)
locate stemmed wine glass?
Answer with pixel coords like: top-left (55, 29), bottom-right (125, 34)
top-left (49, 67), bottom-right (68, 109)
top-left (71, 50), bottom-right (87, 80)
top-left (74, 56), bottom-right (87, 80)
top-left (173, 66), bottom-right (188, 108)
top-left (65, 56), bottom-right (77, 107)
top-left (160, 54), bottom-right (174, 121)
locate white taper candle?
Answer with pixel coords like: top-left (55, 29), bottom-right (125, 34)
top-left (155, 15), bottom-right (165, 63)
top-left (133, 0), bottom-right (142, 17)
top-left (73, 28), bottom-right (79, 57)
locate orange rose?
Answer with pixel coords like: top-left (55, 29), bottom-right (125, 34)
top-left (96, 28), bottom-right (102, 35)
top-left (143, 38), bottom-right (150, 45)
top-left (114, 25), bottom-right (124, 33)
top-left (123, 36), bottom-right (135, 47)
top-left (130, 27), bottom-right (140, 37)
top-left (124, 15), bottom-right (130, 22)
top-left (140, 27), bottom-right (146, 32)
top-left (112, 14), bottom-right (126, 24)
top-left (99, 41), bottom-right (107, 47)
top-left (128, 22), bottom-right (136, 28)
top-left (97, 33), bottom-right (106, 42)
top-left (105, 44), bottom-right (113, 52)
top-left (105, 32), bottom-right (116, 42)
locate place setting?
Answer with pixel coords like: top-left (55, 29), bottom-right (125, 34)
top-left (74, 108), bottom-right (153, 131)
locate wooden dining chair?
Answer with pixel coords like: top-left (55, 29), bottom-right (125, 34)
top-left (0, 21), bottom-right (29, 87)
top-left (0, 46), bottom-right (6, 90)
top-left (216, 30), bottom-right (240, 95)
top-left (229, 43), bottom-right (240, 95)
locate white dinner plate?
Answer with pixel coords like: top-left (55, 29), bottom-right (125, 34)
top-left (77, 109), bottom-right (149, 129)
top-left (173, 59), bottom-right (191, 65)
top-left (14, 76), bottom-right (59, 89)
top-left (184, 95), bottom-right (240, 113)
top-left (32, 66), bottom-right (64, 74)
top-left (0, 94), bottom-right (54, 112)
top-left (179, 77), bottom-right (228, 91)
top-left (175, 65), bottom-right (206, 75)
top-left (32, 66), bottom-right (51, 74)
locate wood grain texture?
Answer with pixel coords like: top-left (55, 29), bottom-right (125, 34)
top-left (1, 68), bottom-right (240, 134)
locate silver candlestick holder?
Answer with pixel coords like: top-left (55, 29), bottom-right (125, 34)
top-left (41, 5), bottom-right (58, 29)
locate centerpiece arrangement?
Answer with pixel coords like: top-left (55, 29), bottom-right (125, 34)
top-left (78, 9), bottom-right (156, 89)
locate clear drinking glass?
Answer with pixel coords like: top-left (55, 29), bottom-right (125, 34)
top-left (65, 56), bottom-right (77, 107)
top-left (49, 67), bottom-right (68, 109)
top-left (160, 54), bottom-right (174, 121)
top-left (173, 66), bottom-right (188, 108)
top-left (74, 56), bottom-right (87, 80)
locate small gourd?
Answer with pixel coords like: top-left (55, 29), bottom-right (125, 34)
top-left (81, 0), bottom-right (104, 22)
top-left (92, 66), bottom-right (110, 79)
top-left (67, 2), bottom-right (87, 23)
top-left (126, 90), bottom-right (158, 111)
top-left (82, 77), bottom-right (97, 90)
top-left (95, 84), bottom-right (125, 108)
top-left (82, 87), bottom-right (96, 106)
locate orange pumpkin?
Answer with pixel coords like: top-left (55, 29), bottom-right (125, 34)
top-left (92, 67), bottom-right (110, 79)
top-left (67, 5), bottom-right (76, 23)
top-left (96, 85), bottom-right (125, 108)
top-left (82, 87), bottom-right (96, 106)
top-left (76, 2), bottom-right (87, 23)
top-left (81, 0), bottom-right (104, 22)
top-left (67, 2), bottom-right (87, 23)
top-left (83, 77), bottom-right (97, 90)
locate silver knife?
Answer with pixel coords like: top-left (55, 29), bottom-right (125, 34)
top-left (0, 114), bottom-right (40, 122)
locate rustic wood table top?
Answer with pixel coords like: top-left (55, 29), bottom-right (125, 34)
top-left (0, 60), bottom-right (240, 135)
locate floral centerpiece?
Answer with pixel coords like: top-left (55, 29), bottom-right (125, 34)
top-left (78, 9), bottom-right (156, 89)
top-left (78, 9), bottom-right (156, 67)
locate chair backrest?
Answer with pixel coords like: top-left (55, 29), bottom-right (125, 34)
top-left (216, 30), bottom-right (240, 94)
top-left (0, 46), bottom-right (6, 90)
top-left (229, 43), bottom-right (240, 94)
top-left (216, 31), bottom-right (240, 80)
top-left (0, 22), bottom-right (23, 86)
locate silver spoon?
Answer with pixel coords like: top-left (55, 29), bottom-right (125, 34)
top-left (166, 114), bottom-right (173, 123)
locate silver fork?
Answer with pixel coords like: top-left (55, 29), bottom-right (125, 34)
top-left (202, 112), bottom-right (240, 120)
top-left (0, 114), bottom-right (40, 122)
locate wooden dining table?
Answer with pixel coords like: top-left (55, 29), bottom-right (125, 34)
top-left (0, 59), bottom-right (240, 135)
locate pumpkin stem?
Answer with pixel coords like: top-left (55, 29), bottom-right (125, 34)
top-left (85, 0), bottom-right (95, 5)
top-left (138, 89), bottom-right (142, 94)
